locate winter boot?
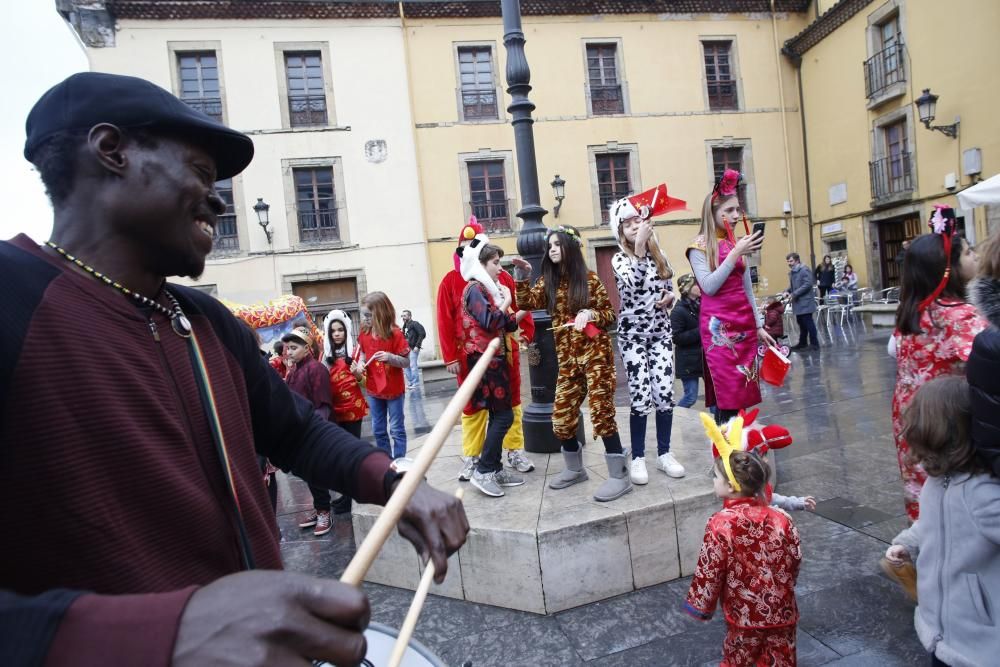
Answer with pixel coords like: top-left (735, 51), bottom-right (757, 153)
top-left (594, 450), bottom-right (633, 502)
top-left (549, 445), bottom-right (589, 490)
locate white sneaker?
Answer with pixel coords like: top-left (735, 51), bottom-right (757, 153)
top-left (629, 456), bottom-right (649, 485)
top-left (656, 452), bottom-right (686, 478)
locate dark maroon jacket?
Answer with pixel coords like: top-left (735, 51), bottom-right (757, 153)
top-left (0, 235), bottom-right (394, 666)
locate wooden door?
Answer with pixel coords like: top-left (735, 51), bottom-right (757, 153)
top-left (594, 245), bottom-right (620, 315)
top-left (878, 215), bottom-right (920, 287)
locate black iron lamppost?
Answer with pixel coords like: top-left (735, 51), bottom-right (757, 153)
top-left (501, 0), bottom-right (561, 453)
top-left (551, 175), bottom-right (566, 218)
top-left (914, 88), bottom-right (959, 138)
top-left (253, 197), bottom-right (273, 244)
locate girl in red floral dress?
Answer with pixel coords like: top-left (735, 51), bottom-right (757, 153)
top-left (685, 416), bottom-right (801, 667)
top-left (891, 206), bottom-right (985, 522)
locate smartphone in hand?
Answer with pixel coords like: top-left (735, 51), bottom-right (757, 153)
top-left (752, 221), bottom-right (766, 239)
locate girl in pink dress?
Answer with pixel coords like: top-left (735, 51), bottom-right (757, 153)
top-left (890, 206), bottom-right (985, 522)
top-left (686, 170), bottom-right (774, 424)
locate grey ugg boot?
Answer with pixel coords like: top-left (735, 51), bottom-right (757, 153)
top-left (594, 450), bottom-right (633, 502)
top-left (549, 447), bottom-right (589, 490)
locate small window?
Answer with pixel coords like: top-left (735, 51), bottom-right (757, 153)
top-left (457, 47), bottom-right (498, 121)
top-left (827, 239), bottom-right (848, 253)
top-left (285, 52), bottom-right (328, 127)
top-left (177, 52), bottom-right (222, 120)
top-left (711, 146), bottom-right (746, 204)
top-left (294, 167), bottom-right (339, 244)
top-left (586, 44), bottom-right (624, 116)
top-left (212, 178), bottom-right (239, 253)
top-left (596, 153), bottom-right (631, 223)
top-left (468, 160), bottom-right (509, 233)
top-left (703, 41), bottom-right (738, 111)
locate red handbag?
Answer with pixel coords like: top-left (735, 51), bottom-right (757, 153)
top-left (760, 345), bottom-right (791, 387)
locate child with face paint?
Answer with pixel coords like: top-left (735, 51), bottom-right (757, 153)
top-left (512, 225), bottom-right (631, 502)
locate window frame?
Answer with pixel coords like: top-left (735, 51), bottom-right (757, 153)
top-left (869, 107), bottom-right (916, 206)
top-left (704, 138), bottom-right (758, 216)
top-left (281, 157), bottom-right (350, 249)
top-left (586, 142), bottom-right (640, 227)
top-left (581, 38), bottom-right (630, 117)
top-left (167, 41), bottom-right (228, 125)
top-left (274, 42), bottom-right (338, 130)
top-left (864, 0), bottom-right (907, 109)
top-left (208, 177), bottom-right (241, 256)
top-left (453, 42), bottom-right (504, 124)
top-left (699, 37), bottom-right (743, 112)
top-left (457, 149), bottom-right (518, 235)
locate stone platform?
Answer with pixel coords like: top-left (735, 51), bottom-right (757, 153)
top-left (352, 406), bottom-right (718, 614)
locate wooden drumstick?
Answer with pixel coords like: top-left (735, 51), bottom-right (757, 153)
top-left (340, 337), bottom-right (500, 587)
top-left (388, 487), bottom-right (466, 667)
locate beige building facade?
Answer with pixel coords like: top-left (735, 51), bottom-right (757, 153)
top-left (785, 0), bottom-right (1000, 290)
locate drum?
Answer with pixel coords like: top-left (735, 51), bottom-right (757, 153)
top-left (313, 622), bottom-right (445, 667)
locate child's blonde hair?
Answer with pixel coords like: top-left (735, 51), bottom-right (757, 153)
top-left (697, 193), bottom-right (739, 271)
top-left (617, 221), bottom-right (673, 280)
top-left (361, 291), bottom-right (396, 340)
top-left (903, 375), bottom-right (987, 477)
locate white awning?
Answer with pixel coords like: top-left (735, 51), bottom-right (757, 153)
top-left (957, 174), bottom-right (1000, 209)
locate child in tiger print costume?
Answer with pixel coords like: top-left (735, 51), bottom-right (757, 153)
top-left (512, 225), bottom-right (632, 502)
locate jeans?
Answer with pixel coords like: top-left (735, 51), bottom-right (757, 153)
top-left (677, 378), bottom-right (700, 408)
top-left (367, 395), bottom-right (407, 458)
top-left (796, 313), bottom-right (819, 347)
top-left (475, 408), bottom-right (514, 474)
top-left (629, 410), bottom-right (673, 459)
top-left (403, 348), bottom-right (421, 386)
top-left (308, 419), bottom-right (363, 511)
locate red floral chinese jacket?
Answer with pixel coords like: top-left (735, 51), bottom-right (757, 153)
top-left (684, 497), bottom-right (801, 629)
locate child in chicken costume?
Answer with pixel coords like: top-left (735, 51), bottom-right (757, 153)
top-left (685, 411), bottom-right (803, 667)
top-left (435, 219), bottom-right (536, 479)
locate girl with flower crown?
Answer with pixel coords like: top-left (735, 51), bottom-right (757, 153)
top-left (512, 225), bottom-right (632, 502)
top-left (685, 170), bottom-right (774, 424)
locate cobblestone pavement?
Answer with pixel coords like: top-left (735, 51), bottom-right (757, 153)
top-left (278, 323), bottom-right (925, 666)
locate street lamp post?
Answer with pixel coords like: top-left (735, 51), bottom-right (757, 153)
top-left (501, 0), bottom-right (561, 453)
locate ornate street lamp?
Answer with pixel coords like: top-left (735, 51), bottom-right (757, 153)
top-left (253, 197), bottom-right (272, 244)
top-left (501, 0), bottom-right (561, 453)
top-left (551, 174), bottom-right (566, 218)
top-left (914, 88), bottom-right (959, 138)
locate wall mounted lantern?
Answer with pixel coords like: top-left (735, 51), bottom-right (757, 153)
top-left (914, 88), bottom-right (959, 138)
top-left (551, 175), bottom-right (566, 218)
top-left (253, 197), bottom-right (272, 244)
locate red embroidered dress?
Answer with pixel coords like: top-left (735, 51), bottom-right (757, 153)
top-left (461, 281), bottom-right (519, 412)
top-left (328, 355), bottom-right (368, 423)
top-left (684, 497), bottom-right (801, 629)
top-left (891, 299), bottom-right (986, 521)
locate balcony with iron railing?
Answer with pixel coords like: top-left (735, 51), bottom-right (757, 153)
top-left (864, 43), bottom-right (906, 104)
top-left (209, 214), bottom-right (239, 255)
top-left (462, 88), bottom-right (498, 120)
top-left (869, 152), bottom-right (913, 204)
top-left (589, 84), bottom-right (624, 115)
top-left (289, 94), bottom-right (328, 127)
top-left (470, 200), bottom-right (510, 233)
top-left (298, 210), bottom-right (339, 244)
top-left (182, 97), bottom-right (223, 121)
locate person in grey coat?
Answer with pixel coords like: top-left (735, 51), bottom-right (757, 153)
top-left (782, 252), bottom-right (819, 350)
top-left (883, 376), bottom-right (999, 667)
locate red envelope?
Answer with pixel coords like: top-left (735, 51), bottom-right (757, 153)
top-left (566, 321), bottom-right (602, 338)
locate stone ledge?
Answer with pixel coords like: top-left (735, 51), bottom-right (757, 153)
top-left (352, 406), bottom-right (717, 614)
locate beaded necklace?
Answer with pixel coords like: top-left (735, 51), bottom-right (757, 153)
top-left (45, 241), bottom-right (192, 339)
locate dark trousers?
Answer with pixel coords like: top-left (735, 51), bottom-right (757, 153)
top-left (308, 419), bottom-right (363, 511)
top-left (796, 313), bottom-right (819, 347)
top-left (476, 408), bottom-right (514, 474)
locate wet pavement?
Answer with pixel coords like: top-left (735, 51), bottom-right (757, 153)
top-left (278, 322), bottom-right (926, 666)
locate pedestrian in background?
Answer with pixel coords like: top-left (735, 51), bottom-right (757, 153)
top-left (358, 291), bottom-right (410, 459)
top-left (814, 254), bottom-right (836, 300)
top-left (671, 273), bottom-right (703, 409)
top-left (401, 309), bottom-right (425, 389)
top-left (784, 252), bottom-right (819, 351)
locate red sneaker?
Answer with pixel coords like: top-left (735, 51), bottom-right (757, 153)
top-left (313, 510), bottom-right (332, 537)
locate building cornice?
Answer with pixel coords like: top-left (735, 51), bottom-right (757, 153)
top-left (101, 0), bottom-right (811, 21)
top-left (782, 0), bottom-right (873, 59)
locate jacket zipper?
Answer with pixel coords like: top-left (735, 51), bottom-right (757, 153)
top-left (934, 475), bottom-right (950, 648)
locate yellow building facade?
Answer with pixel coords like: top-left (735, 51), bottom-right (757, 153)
top-left (785, 0), bottom-right (1000, 290)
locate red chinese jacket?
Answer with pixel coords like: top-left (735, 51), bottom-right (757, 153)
top-left (436, 268), bottom-right (533, 415)
top-left (684, 497), bottom-right (801, 629)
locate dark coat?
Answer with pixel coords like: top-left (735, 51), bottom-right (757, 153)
top-left (815, 265), bottom-right (835, 289)
top-left (965, 277), bottom-right (1000, 477)
top-left (788, 264), bottom-right (817, 315)
top-left (403, 319), bottom-right (426, 350)
top-left (671, 296), bottom-right (703, 379)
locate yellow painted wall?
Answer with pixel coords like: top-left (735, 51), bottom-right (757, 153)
top-left (404, 12), bottom-right (812, 302)
top-left (800, 0), bottom-right (1000, 289)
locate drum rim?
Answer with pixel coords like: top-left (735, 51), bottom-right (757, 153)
top-left (367, 620), bottom-right (444, 665)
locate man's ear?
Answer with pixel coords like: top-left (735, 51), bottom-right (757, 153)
top-left (87, 123), bottom-right (128, 176)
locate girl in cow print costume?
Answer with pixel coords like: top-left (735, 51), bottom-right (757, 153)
top-left (609, 195), bottom-right (686, 484)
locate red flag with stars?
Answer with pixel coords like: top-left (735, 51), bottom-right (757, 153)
top-left (628, 183), bottom-right (686, 219)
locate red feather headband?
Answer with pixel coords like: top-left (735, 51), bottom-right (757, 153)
top-left (916, 205), bottom-right (957, 312)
